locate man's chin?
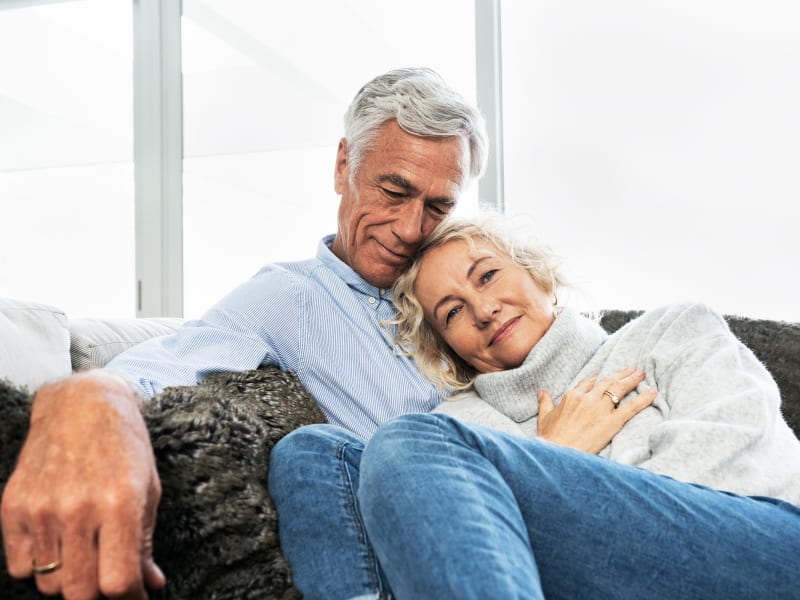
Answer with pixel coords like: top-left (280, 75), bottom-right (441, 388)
top-left (360, 264), bottom-right (405, 289)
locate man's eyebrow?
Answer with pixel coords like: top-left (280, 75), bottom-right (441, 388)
top-left (432, 256), bottom-right (492, 321)
top-left (377, 174), bottom-right (416, 193)
top-left (376, 174), bottom-right (457, 205)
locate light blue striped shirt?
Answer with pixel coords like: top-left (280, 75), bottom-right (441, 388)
top-left (106, 235), bottom-right (442, 439)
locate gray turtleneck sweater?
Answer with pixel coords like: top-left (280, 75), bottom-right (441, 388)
top-left (434, 303), bottom-right (800, 505)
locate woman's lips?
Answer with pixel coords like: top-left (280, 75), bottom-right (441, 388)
top-left (489, 316), bottom-right (521, 347)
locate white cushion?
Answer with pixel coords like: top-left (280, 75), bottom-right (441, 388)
top-left (0, 298), bottom-right (71, 391)
top-left (69, 317), bottom-right (183, 370)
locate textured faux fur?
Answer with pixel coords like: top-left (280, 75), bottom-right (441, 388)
top-left (146, 367), bottom-right (326, 599)
top-left (0, 367), bottom-right (326, 599)
top-left (0, 380), bottom-right (42, 599)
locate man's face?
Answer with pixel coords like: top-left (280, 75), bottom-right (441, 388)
top-left (331, 120), bottom-right (469, 289)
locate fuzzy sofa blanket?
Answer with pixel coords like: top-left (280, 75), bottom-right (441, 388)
top-left (0, 367), bottom-right (326, 599)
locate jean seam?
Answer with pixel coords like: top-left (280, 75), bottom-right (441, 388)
top-left (337, 440), bottom-right (386, 597)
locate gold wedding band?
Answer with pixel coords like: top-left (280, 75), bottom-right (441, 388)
top-left (603, 389), bottom-right (621, 407)
top-left (32, 559), bottom-right (62, 575)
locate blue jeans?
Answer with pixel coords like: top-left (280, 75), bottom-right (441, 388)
top-left (270, 415), bottom-right (800, 599)
top-left (268, 424), bottom-right (391, 600)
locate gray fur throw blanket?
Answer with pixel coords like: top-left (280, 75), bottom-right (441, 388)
top-left (0, 367), bottom-right (327, 599)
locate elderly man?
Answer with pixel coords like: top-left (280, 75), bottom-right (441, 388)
top-left (1, 67), bottom-right (488, 599)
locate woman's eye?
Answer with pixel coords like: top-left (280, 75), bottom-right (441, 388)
top-left (480, 269), bottom-right (497, 284)
top-left (445, 305), bottom-right (462, 325)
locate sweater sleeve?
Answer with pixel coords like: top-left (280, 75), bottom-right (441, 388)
top-left (633, 303), bottom-right (794, 496)
top-left (434, 392), bottom-right (529, 438)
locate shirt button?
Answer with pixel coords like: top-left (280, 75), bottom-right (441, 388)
top-left (368, 297), bottom-right (376, 305)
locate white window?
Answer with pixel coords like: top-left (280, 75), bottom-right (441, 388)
top-left (0, 0), bottom-right (134, 318)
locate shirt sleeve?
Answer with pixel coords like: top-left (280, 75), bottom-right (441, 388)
top-left (105, 265), bottom-right (301, 399)
top-left (634, 303), bottom-right (787, 493)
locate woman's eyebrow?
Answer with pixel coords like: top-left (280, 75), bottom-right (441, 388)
top-left (432, 294), bottom-right (456, 322)
top-left (432, 255), bottom-right (493, 321)
top-left (466, 255), bottom-right (492, 279)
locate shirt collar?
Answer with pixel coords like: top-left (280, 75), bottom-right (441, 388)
top-left (317, 235), bottom-right (393, 300)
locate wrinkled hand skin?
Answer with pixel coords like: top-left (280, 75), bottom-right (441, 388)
top-left (1, 371), bottom-right (165, 599)
top-left (538, 366), bottom-right (658, 455)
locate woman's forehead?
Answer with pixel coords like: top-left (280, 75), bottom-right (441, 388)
top-left (430, 236), bottom-right (507, 262)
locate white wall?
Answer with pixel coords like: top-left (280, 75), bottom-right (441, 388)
top-left (502, 1), bottom-right (800, 321)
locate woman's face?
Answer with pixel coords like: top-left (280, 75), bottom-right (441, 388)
top-left (414, 238), bottom-right (555, 374)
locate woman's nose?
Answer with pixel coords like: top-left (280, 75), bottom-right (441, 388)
top-left (472, 297), bottom-right (501, 327)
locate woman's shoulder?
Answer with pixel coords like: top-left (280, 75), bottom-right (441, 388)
top-left (626, 302), bottom-right (727, 332)
top-left (602, 303), bottom-right (730, 352)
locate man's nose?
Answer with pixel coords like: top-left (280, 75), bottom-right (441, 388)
top-left (391, 201), bottom-right (426, 246)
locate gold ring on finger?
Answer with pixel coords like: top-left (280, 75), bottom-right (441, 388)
top-left (32, 559), bottom-right (62, 575)
top-left (602, 389), bottom-right (620, 407)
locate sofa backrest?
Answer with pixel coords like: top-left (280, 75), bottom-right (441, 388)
top-left (0, 297), bottom-right (183, 392)
top-left (69, 316), bottom-right (183, 371)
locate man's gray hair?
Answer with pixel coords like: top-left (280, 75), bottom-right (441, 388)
top-left (344, 67), bottom-right (488, 181)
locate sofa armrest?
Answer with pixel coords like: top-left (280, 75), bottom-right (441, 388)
top-left (0, 298), bottom-right (71, 391)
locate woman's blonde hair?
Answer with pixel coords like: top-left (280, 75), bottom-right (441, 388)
top-left (391, 216), bottom-right (567, 393)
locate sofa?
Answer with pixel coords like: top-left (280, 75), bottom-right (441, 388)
top-left (1, 296), bottom-right (799, 599)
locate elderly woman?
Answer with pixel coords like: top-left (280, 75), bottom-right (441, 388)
top-left (355, 217), bottom-right (800, 599)
top-left (270, 217), bottom-right (800, 599)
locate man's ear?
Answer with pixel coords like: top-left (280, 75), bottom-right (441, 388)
top-left (334, 138), bottom-right (349, 194)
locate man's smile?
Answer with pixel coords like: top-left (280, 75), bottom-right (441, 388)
top-left (373, 238), bottom-right (413, 265)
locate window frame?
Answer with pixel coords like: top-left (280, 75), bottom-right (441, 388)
top-left (133, 0), bottom-right (183, 317)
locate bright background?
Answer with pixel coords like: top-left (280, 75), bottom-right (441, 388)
top-left (1, 0), bottom-right (798, 321)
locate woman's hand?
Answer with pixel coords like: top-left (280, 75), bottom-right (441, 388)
top-left (537, 366), bottom-right (657, 454)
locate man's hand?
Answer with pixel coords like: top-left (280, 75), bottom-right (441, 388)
top-left (1, 371), bottom-right (165, 599)
top-left (538, 366), bottom-right (657, 454)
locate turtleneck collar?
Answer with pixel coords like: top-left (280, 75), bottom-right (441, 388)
top-left (473, 307), bottom-right (607, 422)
